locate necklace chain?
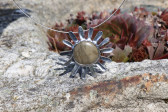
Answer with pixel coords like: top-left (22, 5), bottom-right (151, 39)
top-left (12, 0), bottom-right (126, 34)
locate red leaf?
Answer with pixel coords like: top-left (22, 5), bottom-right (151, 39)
top-left (153, 53), bottom-right (168, 60)
top-left (160, 8), bottom-right (168, 26)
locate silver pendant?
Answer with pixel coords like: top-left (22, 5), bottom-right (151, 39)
top-left (60, 26), bottom-right (113, 78)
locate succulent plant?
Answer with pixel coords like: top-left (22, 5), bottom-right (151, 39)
top-left (94, 13), bottom-right (154, 48)
top-left (90, 12), bottom-right (154, 62)
top-left (47, 7), bottom-right (168, 62)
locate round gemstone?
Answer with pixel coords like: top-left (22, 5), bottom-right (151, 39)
top-left (73, 41), bottom-right (99, 65)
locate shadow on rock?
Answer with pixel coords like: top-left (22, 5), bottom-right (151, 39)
top-left (54, 57), bottom-right (103, 78)
top-left (0, 8), bottom-right (30, 36)
top-left (54, 57), bottom-right (75, 77)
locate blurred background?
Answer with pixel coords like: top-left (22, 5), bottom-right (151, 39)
top-left (0, 0), bottom-right (168, 28)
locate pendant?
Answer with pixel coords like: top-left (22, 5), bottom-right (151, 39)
top-left (60, 26), bottom-right (113, 79)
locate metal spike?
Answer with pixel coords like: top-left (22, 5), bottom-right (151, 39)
top-left (81, 67), bottom-right (86, 79)
top-left (60, 50), bottom-right (72, 56)
top-left (100, 56), bottom-right (111, 62)
top-left (70, 64), bottom-right (80, 77)
top-left (64, 56), bottom-right (73, 65)
top-left (78, 26), bottom-right (85, 40)
top-left (63, 40), bottom-right (73, 48)
top-left (99, 37), bottom-right (110, 47)
top-left (97, 62), bottom-right (106, 72)
top-left (100, 48), bottom-right (113, 53)
top-left (88, 27), bottom-right (93, 40)
top-left (69, 31), bottom-right (78, 43)
top-left (89, 67), bottom-right (96, 77)
top-left (93, 31), bottom-right (103, 43)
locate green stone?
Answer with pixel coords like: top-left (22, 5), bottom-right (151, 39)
top-left (73, 41), bottom-right (99, 65)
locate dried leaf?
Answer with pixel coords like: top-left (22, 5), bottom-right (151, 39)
top-left (124, 45), bottom-right (132, 56)
top-left (147, 46), bottom-right (155, 59)
top-left (153, 42), bottom-right (165, 59)
top-left (112, 46), bottom-right (132, 62)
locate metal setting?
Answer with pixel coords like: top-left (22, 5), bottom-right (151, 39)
top-left (61, 26), bottom-right (113, 78)
top-left (72, 41), bottom-right (101, 67)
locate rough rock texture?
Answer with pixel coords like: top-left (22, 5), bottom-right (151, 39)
top-left (0, 0), bottom-right (168, 111)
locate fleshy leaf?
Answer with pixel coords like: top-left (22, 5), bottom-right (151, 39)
top-left (147, 46), bottom-right (155, 59)
top-left (153, 42), bottom-right (165, 59)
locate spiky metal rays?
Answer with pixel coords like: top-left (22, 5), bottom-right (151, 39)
top-left (60, 26), bottom-right (113, 79)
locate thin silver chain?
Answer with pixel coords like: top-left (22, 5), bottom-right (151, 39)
top-left (12, 0), bottom-right (126, 34)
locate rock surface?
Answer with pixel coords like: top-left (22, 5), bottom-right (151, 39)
top-left (0, 0), bottom-right (168, 111)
